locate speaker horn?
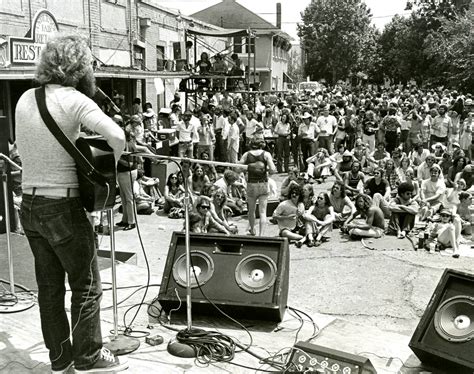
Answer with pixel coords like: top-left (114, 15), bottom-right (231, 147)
top-left (172, 251), bottom-right (214, 288)
top-left (235, 254), bottom-right (277, 293)
top-left (434, 296), bottom-right (474, 343)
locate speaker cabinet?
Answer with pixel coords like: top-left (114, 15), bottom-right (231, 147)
top-left (158, 232), bottom-right (289, 321)
top-left (409, 269), bottom-right (474, 372)
top-left (287, 341), bottom-right (376, 373)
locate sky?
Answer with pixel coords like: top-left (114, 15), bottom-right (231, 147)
top-left (157, 0), bottom-right (412, 40)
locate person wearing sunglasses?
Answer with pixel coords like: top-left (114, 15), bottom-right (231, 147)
top-left (190, 196), bottom-right (229, 234)
top-left (272, 184), bottom-right (305, 244)
top-left (426, 208), bottom-right (460, 258)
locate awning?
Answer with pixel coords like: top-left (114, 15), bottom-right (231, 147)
top-left (0, 67), bottom-right (35, 80)
top-left (186, 28), bottom-right (250, 38)
top-left (283, 72), bottom-right (293, 83)
top-left (94, 67), bottom-right (177, 79)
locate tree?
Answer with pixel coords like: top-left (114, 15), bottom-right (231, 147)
top-left (297, 0), bottom-right (375, 84)
top-left (424, 6), bottom-right (474, 91)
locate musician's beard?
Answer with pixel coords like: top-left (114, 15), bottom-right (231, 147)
top-left (76, 69), bottom-right (97, 98)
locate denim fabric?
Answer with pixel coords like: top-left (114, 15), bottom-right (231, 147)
top-left (20, 194), bottom-right (102, 370)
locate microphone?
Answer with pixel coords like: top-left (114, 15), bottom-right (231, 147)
top-left (94, 87), bottom-right (121, 114)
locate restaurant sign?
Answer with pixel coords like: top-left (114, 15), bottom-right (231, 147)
top-left (9, 9), bottom-right (59, 65)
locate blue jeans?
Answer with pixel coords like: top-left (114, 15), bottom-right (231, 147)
top-left (20, 195), bottom-right (102, 370)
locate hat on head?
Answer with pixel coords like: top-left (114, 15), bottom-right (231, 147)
top-left (301, 112), bottom-right (312, 119)
top-left (342, 150), bottom-right (353, 157)
top-left (431, 142), bottom-right (446, 151)
top-left (452, 142), bottom-right (461, 149)
top-left (465, 98), bottom-right (473, 106)
top-left (439, 208), bottom-right (453, 216)
top-left (241, 104), bottom-right (249, 111)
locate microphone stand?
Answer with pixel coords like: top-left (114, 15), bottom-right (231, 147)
top-left (0, 152), bottom-right (34, 312)
top-left (104, 208), bottom-right (140, 355)
top-left (132, 153), bottom-right (246, 357)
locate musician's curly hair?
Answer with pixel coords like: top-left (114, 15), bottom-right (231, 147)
top-left (35, 34), bottom-right (92, 87)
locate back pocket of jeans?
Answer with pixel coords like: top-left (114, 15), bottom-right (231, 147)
top-left (39, 211), bottom-right (74, 245)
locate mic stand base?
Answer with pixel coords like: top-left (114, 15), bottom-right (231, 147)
top-left (104, 334), bottom-right (140, 356)
top-left (167, 339), bottom-right (196, 358)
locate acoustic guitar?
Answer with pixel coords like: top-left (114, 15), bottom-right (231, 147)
top-left (76, 135), bottom-right (117, 212)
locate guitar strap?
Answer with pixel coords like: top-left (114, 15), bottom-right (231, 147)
top-left (35, 86), bottom-right (108, 186)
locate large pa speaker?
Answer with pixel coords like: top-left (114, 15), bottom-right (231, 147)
top-left (409, 269), bottom-right (474, 373)
top-left (157, 232), bottom-right (289, 321)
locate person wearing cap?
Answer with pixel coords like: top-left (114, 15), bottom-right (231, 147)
top-left (387, 182), bottom-right (419, 238)
top-left (142, 102), bottom-right (157, 134)
top-left (427, 208), bottom-right (460, 258)
top-left (298, 112), bottom-right (320, 171)
top-left (431, 142), bottom-right (446, 161)
top-left (430, 104), bottom-right (452, 147)
top-left (418, 165), bottom-right (446, 221)
top-left (451, 142), bottom-right (464, 160)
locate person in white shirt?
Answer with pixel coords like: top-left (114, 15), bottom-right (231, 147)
top-left (176, 111), bottom-right (198, 158)
top-left (227, 112), bottom-right (240, 163)
top-left (315, 105), bottom-right (337, 154)
top-left (418, 165), bottom-right (446, 221)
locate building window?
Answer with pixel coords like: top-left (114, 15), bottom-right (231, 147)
top-left (245, 37), bottom-right (255, 54)
top-left (233, 37), bottom-right (242, 54)
top-left (156, 45), bottom-right (165, 71)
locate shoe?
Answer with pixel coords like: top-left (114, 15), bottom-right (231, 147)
top-left (52, 362), bottom-right (74, 374)
top-left (452, 253), bottom-right (460, 259)
top-left (295, 241), bottom-right (303, 248)
top-left (115, 221), bottom-right (127, 227)
top-left (75, 348), bottom-right (128, 373)
top-left (313, 240), bottom-right (322, 247)
top-left (123, 224), bottom-right (136, 231)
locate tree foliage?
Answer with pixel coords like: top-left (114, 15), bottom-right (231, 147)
top-left (297, 0), bottom-right (374, 84)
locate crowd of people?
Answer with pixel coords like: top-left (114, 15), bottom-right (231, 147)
top-left (121, 83), bottom-right (473, 259)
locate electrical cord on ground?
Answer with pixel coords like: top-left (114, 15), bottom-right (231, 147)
top-left (288, 306), bottom-right (320, 342)
top-left (356, 351), bottom-right (423, 370)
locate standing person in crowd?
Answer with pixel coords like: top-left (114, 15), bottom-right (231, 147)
top-left (343, 194), bottom-right (386, 239)
top-left (227, 111), bottom-right (240, 164)
top-left (274, 112), bottom-right (292, 173)
top-left (132, 97), bottom-right (142, 116)
top-left (176, 110), bottom-right (197, 158)
top-left (16, 34), bottom-right (127, 373)
top-left (169, 103), bottom-right (182, 127)
top-left (460, 109), bottom-right (472, 159)
top-left (430, 104), bottom-right (452, 147)
top-left (239, 137), bottom-right (277, 236)
top-left (387, 182), bottom-right (419, 238)
top-left (142, 102), bottom-right (158, 134)
top-left (196, 114), bottom-right (214, 160)
top-left (380, 107), bottom-right (401, 153)
top-left (315, 105), bottom-right (337, 154)
top-left (361, 109), bottom-right (378, 152)
top-left (298, 112), bottom-right (319, 171)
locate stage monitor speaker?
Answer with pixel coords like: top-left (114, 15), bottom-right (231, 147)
top-left (409, 268), bottom-right (474, 373)
top-left (157, 232), bottom-right (289, 322)
top-left (287, 341), bottom-right (376, 373)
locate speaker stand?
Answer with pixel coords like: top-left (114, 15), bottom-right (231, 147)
top-left (103, 209), bottom-right (140, 355)
top-left (167, 164), bottom-right (196, 358)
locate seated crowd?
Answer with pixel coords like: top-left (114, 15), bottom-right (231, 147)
top-left (111, 84), bottom-right (473, 259)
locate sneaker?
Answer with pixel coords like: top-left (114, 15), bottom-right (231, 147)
top-left (75, 348), bottom-right (128, 373)
top-left (52, 362), bottom-right (74, 374)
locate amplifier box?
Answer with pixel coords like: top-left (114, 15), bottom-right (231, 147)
top-left (287, 341), bottom-right (377, 373)
top-left (157, 128), bottom-right (176, 142)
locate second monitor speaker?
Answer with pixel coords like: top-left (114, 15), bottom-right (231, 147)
top-left (158, 232), bottom-right (290, 322)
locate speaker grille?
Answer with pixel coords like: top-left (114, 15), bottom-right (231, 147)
top-left (172, 251), bottom-right (214, 288)
top-left (434, 296), bottom-right (474, 343)
top-left (235, 254), bottom-right (277, 293)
